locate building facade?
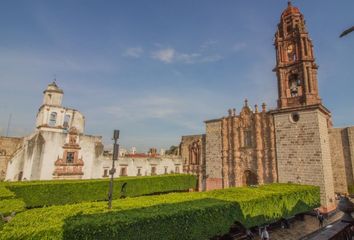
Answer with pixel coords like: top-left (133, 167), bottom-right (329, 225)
top-left (4, 82), bottom-right (105, 181)
top-left (3, 82), bottom-right (182, 181)
top-left (181, 2), bottom-right (354, 210)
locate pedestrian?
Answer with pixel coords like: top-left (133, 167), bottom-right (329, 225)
top-left (261, 227), bottom-right (270, 240)
top-left (317, 212), bottom-right (324, 228)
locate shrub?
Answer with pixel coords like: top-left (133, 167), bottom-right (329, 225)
top-left (0, 185), bottom-right (15, 200)
top-left (0, 199), bottom-right (26, 216)
top-left (0, 184), bottom-right (320, 240)
top-left (63, 199), bottom-right (236, 240)
top-left (5, 174), bottom-right (197, 208)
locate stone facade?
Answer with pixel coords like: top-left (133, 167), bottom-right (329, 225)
top-left (205, 120), bottom-right (223, 190)
top-left (180, 134), bottom-right (206, 191)
top-left (181, 101), bottom-right (277, 191)
top-left (329, 127), bottom-right (354, 194)
top-left (272, 106), bottom-right (335, 209)
top-left (180, 2), bottom-right (354, 210)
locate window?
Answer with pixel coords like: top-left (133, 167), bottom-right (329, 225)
top-left (66, 152), bottom-right (75, 164)
top-left (120, 167), bottom-right (127, 176)
top-left (289, 74), bottom-right (300, 97)
top-left (137, 168), bottom-right (142, 176)
top-left (151, 166), bottom-right (156, 175)
top-left (63, 114), bottom-right (70, 130)
top-left (175, 166), bottom-right (180, 174)
top-left (286, 25), bottom-right (292, 34)
top-left (290, 112), bottom-right (300, 123)
top-left (103, 169), bottom-right (109, 177)
top-left (244, 130), bottom-right (252, 148)
top-left (49, 112), bottom-right (57, 126)
top-left (164, 167), bottom-right (168, 174)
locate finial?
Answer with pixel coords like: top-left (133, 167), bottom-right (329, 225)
top-left (232, 108), bottom-right (236, 116)
top-left (244, 98), bottom-right (248, 107)
top-left (288, 1), bottom-right (292, 6)
top-left (262, 102), bottom-right (267, 112)
top-left (254, 104), bottom-right (258, 113)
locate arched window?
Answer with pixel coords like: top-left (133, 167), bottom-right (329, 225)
top-left (49, 112), bottom-right (57, 126)
top-left (289, 74), bottom-right (300, 97)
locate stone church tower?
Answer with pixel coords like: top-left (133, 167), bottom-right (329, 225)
top-left (180, 2), bottom-right (354, 211)
top-left (271, 2), bottom-right (335, 210)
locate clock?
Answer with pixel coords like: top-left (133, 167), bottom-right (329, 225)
top-left (287, 44), bottom-right (294, 54)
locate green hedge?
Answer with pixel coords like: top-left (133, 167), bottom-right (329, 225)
top-left (0, 199), bottom-right (26, 216)
top-left (0, 185), bottom-right (15, 200)
top-left (0, 184), bottom-right (320, 240)
top-left (5, 174), bottom-right (197, 208)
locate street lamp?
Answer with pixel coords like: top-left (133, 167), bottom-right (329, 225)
top-left (108, 129), bottom-right (119, 209)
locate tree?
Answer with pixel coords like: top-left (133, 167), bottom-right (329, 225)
top-left (340, 26), bottom-right (354, 38)
top-left (165, 145), bottom-right (179, 155)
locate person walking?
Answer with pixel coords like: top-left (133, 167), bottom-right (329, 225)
top-left (261, 227), bottom-right (270, 240)
top-left (317, 211), bottom-right (324, 228)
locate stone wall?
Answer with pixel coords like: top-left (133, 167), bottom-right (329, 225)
top-left (273, 106), bottom-right (335, 209)
top-left (180, 135), bottom-right (204, 165)
top-left (204, 102), bottom-right (277, 190)
top-left (329, 127), bottom-right (354, 194)
top-left (349, 127), bottom-right (354, 182)
top-left (180, 134), bottom-right (206, 191)
top-left (205, 120), bottom-right (223, 190)
top-left (0, 136), bottom-right (23, 180)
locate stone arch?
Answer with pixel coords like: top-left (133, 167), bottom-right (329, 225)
top-left (243, 170), bottom-right (258, 186)
top-left (288, 73), bottom-right (300, 97)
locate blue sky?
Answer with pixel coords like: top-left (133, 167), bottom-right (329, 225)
top-left (1, 0), bottom-right (353, 152)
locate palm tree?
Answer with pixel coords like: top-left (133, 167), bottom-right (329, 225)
top-left (340, 26), bottom-right (354, 38)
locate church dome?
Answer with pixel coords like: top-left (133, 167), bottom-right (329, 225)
top-left (281, 1), bottom-right (300, 18)
top-left (43, 81), bottom-right (64, 94)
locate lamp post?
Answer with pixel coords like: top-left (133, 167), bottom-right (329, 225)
top-left (108, 129), bottom-right (119, 209)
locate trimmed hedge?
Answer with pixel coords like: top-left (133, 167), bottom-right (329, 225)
top-left (0, 185), bottom-right (15, 200)
top-left (5, 174), bottom-right (197, 208)
top-left (0, 199), bottom-right (26, 216)
top-left (0, 184), bottom-right (320, 240)
top-left (64, 199), bottom-right (236, 240)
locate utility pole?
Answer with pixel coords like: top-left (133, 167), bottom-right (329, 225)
top-left (108, 130), bottom-right (120, 209)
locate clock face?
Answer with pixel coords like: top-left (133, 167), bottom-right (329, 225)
top-left (287, 44), bottom-right (294, 53)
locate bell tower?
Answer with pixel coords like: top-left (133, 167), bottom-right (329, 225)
top-left (274, 1), bottom-right (321, 109)
top-left (272, 2), bottom-right (335, 211)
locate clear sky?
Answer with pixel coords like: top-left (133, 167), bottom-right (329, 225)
top-left (1, 0), bottom-right (353, 152)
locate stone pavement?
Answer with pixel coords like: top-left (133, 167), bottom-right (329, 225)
top-left (250, 212), bottom-right (343, 240)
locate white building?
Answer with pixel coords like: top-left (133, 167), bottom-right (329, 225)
top-left (4, 82), bottom-right (182, 181)
top-left (100, 152), bottom-right (182, 178)
top-left (5, 82), bottom-right (103, 180)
